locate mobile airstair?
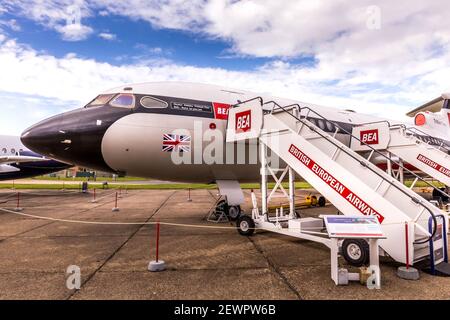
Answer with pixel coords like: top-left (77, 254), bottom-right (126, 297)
top-left (226, 98), bottom-right (449, 275)
top-left (351, 122), bottom-right (450, 188)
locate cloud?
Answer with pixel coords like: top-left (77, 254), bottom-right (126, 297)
top-left (2, 0), bottom-right (94, 41)
top-left (1, 1), bottom-right (450, 135)
top-left (0, 31), bottom-right (426, 136)
top-left (0, 19), bottom-right (21, 32)
top-left (98, 32), bottom-right (116, 41)
top-left (56, 23), bottom-right (93, 41)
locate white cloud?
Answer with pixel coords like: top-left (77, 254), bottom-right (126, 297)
top-left (2, 0), bottom-right (94, 41)
top-left (0, 31), bottom-right (426, 136)
top-left (56, 23), bottom-right (93, 41)
top-left (1, 1), bottom-right (450, 135)
top-left (0, 19), bottom-right (21, 32)
top-left (98, 32), bottom-right (116, 40)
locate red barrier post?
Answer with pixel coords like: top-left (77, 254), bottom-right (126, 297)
top-left (405, 222), bottom-right (409, 269)
top-left (91, 189), bottom-right (97, 203)
top-left (112, 192), bottom-right (120, 212)
top-left (148, 221), bottom-right (165, 272)
top-left (156, 221), bottom-right (160, 262)
top-left (14, 192), bottom-right (23, 212)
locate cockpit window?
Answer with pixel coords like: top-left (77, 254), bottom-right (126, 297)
top-left (85, 94), bottom-right (115, 108)
top-left (109, 93), bottom-right (135, 108)
top-left (140, 96), bottom-right (168, 109)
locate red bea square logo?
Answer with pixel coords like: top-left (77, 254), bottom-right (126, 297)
top-left (212, 102), bottom-right (231, 120)
top-left (360, 129), bottom-right (379, 145)
top-left (235, 110), bottom-right (251, 133)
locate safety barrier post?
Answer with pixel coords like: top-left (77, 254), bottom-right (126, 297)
top-left (148, 221), bottom-right (166, 272)
top-left (91, 189), bottom-right (97, 203)
top-left (405, 222), bottom-right (409, 269)
top-left (156, 222), bottom-right (160, 262)
top-left (14, 192), bottom-right (23, 212)
top-left (112, 192), bottom-right (120, 212)
top-left (187, 188), bottom-right (192, 202)
top-left (396, 221), bottom-right (420, 280)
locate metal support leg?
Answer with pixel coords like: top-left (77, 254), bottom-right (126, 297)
top-left (289, 167), bottom-right (295, 218)
top-left (330, 238), bottom-right (339, 285)
top-left (399, 159), bottom-right (404, 184)
top-left (369, 239), bottom-right (381, 289)
top-left (260, 142), bottom-right (268, 219)
top-left (386, 152), bottom-right (392, 177)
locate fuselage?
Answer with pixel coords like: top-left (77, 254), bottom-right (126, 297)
top-left (20, 82), bottom-right (450, 183)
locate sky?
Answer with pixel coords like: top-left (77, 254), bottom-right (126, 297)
top-left (0, 0), bottom-right (449, 135)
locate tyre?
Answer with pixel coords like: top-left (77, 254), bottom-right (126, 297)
top-left (227, 205), bottom-right (241, 220)
top-left (318, 196), bottom-right (326, 207)
top-left (341, 239), bottom-right (369, 266)
top-left (237, 215), bottom-right (255, 236)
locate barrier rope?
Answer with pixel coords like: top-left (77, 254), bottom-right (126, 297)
top-left (0, 188), bottom-right (447, 232)
top-left (0, 205), bottom-right (444, 231)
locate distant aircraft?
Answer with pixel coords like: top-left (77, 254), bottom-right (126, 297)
top-left (0, 135), bottom-right (70, 180)
top-left (405, 93), bottom-right (450, 142)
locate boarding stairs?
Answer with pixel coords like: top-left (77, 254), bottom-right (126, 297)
top-left (226, 98), bottom-right (449, 270)
top-left (351, 122), bottom-right (450, 187)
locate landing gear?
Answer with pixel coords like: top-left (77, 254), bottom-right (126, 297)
top-left (215, 200), bottom-right (241, 221)
top-left (237, 215), bottom-right (255, 236)
top-left (341, 239), bottom-right (370, 267)
top-left (318, 196), bottom-right (326, 207)
top-left (228, 205), bottom-right (241, 220)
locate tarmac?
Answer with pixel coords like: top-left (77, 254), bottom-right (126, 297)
top-left (0, 188), bottom-right (449, 300)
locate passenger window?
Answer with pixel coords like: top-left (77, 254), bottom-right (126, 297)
top-left (140, 96), bottom-right (168, 109)
top-left (85, 94), bottom-right (115, 107)
top-left (110, 94), bottom-right (135, 108)
top-left (1, 148), bottom-right (6, 154)
top-left (11, 148), bottom-right (15, 154)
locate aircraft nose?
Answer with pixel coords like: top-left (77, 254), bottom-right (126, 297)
top-left (21, 106), bottom-right (130, 173)
top-left (21, 114), bottom-right (65, 157)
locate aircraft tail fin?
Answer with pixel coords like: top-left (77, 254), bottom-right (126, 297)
top-left (406, 93), bottom-right (450, 117)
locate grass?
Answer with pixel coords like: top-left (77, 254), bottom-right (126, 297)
top-left (0, 178), bottom-right (441, 191)
top-left (33, 176), bottom-right (145, 182)
top-left (0, 181), bottom-right (314, 190)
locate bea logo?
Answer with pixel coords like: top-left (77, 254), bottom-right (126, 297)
top-left (360, 129), bottom-right (379, 145)
top-left (212, 102), bottom-right (231, 120)
top-left (235, 110), bottom-right (251, 133)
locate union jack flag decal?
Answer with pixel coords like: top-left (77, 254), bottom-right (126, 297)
top-left (162, 134), bottom-right (191, 152)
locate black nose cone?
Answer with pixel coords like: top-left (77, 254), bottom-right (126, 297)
top-left (21, 108), bottom-right (117, 172)
top-left (21, 114), bottom-right (64, 157)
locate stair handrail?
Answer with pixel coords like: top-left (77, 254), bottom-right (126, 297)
top-left (265, 101), bottom-right (439, 244)
top-left (273, 103), bottom-right (450, 199)
top-left (353, 121), bottom-right (450, 153)
top-left (403, 126), bottom-right (450, 153)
